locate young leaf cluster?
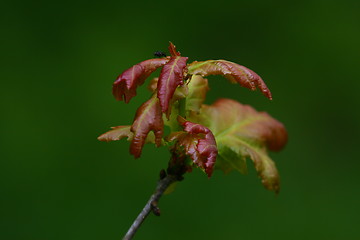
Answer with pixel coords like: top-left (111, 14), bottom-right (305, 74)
top-left (98, 42), bottom-right (287, 192)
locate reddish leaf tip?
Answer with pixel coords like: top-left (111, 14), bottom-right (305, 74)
top-left (188, 60), bottom-right (273, 100)
top-left (112, 58), bottom-right (169, 103)
top-left (129, 95), bottom-right (164, 158)
top-left (157, 56), bottom-right (188, 113)
top-left (168, 42), bottom-right (181, 57)
top-left (172, 120), bottom-right (218, 177)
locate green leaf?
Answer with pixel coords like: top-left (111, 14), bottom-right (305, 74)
top-left (186, 75), bottom-right (209, 114)
top-left (191, 98), bottom-right (287, 192)
top-left (216, 145), bottom-right (247, 175)
top-left (161, 83), bottom-right (189, 131)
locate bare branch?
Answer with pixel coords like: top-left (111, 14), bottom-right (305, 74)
top-left (123, 174), bottom-right (177, 240)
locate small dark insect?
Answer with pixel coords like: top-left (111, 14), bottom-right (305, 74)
top-left (153, 51), bottom-right (167, 58)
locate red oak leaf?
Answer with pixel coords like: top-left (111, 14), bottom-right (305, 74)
top-left (157, 56), bottom-right (188, 113)
top-left (148, 76), bottom-right (188, 120)
top-left (168, 41), bottom-right (181, 57)
top-left (130, 94), bottom-right (164, 158)
top-left (113, 58), bottom-right (169, 103)
top-left (188, 60), bottom-right (272, 100)
top-left (168, 117), bottom-right (218, 177)
top-left (190, 98), bottom-right (287, 192)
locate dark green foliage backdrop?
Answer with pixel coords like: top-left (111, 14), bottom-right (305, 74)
top-left (1, 0), bottom-right (359, 239)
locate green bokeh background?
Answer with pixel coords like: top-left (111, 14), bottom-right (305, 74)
top-left (1, 0), bottom-right (360, 239)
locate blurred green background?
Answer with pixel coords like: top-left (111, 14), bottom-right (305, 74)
top-left (1, 0), bottom-right (360, 239)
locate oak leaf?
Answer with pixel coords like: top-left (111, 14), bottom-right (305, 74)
top-left (168, 117), bottom-right (218, 177)
top-left (149, 76), bottom-right (189, 120)
top-left (188, 60), bottom-right (272, 100)
top-left (98, 126), bottom-right (133, 142)
top-left (157, 56), bottom-right (188, 113)
top-left (190, 99), bottom-right (287, 192)
top-left (130, 94), bottom-right (164, 158)
top-left (113, 58), bottom-right (169, 102)
top-left (186, 75), bottom-right (209, 114)
top-left (98, 125), bottom-right (158, 145)
top-left (168, 41), bottom-right (181, 57)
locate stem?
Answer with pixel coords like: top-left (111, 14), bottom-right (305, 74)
top-left (178, 98), bottom-right (186, 118)
top-left (123, 174), bottom-right (177, 240)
